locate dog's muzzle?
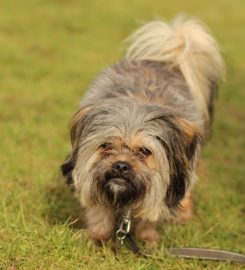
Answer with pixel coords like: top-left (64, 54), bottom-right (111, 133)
top-left (105, 161), bottom-right (133, 185)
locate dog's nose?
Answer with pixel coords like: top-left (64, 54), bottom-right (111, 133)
top-left (112, 161), bottom-right (132, 174)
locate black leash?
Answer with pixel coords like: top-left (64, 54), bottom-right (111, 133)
top-left (114, 213), bottom-right (245, 264)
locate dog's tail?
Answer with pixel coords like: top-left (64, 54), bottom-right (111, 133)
top-left (126, 16), bottom-right (224, 122)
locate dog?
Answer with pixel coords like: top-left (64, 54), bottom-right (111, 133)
top-left (61, 16), bottom-right (224, 245)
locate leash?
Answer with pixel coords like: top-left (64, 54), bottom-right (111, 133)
top-left (114, 212), bottom-right (245, 264)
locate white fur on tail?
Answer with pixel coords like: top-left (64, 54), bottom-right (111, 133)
top-left (126, 16), bottom-right (224, 122)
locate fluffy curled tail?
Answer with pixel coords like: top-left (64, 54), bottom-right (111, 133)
top-left (126, 16), bottom-right (225, 122)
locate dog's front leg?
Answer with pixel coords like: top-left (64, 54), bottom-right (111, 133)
top-left (85, 206), bottom-right (115, 243)
top-left (135, 219), bottom-right (160, 246)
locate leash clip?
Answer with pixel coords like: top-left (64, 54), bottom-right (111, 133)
top-left (116, 212), bottom-right (131, 244)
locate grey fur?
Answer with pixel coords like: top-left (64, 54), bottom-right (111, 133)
top-left (62, 60), bottom-right (204, 221)
top-left (84, 61), bottom-right (202, 128)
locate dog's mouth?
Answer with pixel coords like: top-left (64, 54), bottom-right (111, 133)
top-left (104, 171), bottom-right (131, 186)
top-left (109, 177), bottom-right (129, 185)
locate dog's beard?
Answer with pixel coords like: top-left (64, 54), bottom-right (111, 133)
top-left (93, 167), bottom-right (149, 209)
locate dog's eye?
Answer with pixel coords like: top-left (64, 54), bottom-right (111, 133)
top-left (100, 143), bottom-right (112, 150)
top-left (138, 147), bottom-right (151, 156)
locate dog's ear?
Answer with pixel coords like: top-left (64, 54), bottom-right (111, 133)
top-left (61, 105), bottom-right (94, 189)
top-left (61, 149), bottom-right (78, 189)
top-left (176, 118), bottom-right (203, 161)
top-left (70, 105), bottom-right (94, 147)
top-left (164, 118), bottom-right (203, 209)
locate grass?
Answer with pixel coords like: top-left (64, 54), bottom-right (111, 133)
top-left (0, 0), bottom-right (244, 269)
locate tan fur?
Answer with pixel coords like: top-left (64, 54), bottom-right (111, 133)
top-left (176, 190), bottom-right (193, 221)
top-left (86, 206), bottom-right (115, 242)
top-left (145, 155), bottom-right (157, 170)
top-left (176, 117), bottom-right (202, 138)
top-left (70, 105), bottom-right (93, 146)
top-left (135, 220), bottom-right (160, 246)
top-left (99, 136), bottom-right (158, 170)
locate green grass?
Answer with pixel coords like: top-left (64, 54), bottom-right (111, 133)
top-left (0, 0), bottom-right (244, 269)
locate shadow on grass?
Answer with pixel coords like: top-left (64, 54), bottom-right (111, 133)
top-left (44, 174), bottom-right (85, 229)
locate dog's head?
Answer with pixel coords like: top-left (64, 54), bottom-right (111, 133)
top-left (61, 99), bottom-right (202, 220)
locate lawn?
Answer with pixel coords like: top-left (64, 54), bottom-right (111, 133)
top-left (0, 0), bottom-right (244, 269)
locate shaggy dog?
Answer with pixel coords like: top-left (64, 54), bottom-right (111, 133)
top-left (61, 16), bottom-right (224, 245)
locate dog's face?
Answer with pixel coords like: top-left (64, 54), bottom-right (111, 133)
top-left (62, 99), bottom-right (201, 220)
